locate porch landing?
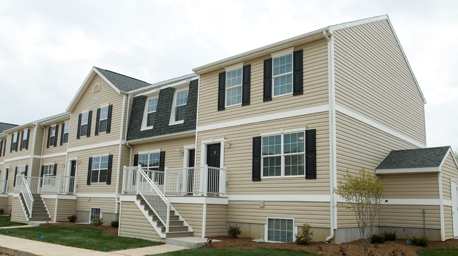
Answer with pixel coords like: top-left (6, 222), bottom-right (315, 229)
top-left (166, 236), bottom-right (220, 248)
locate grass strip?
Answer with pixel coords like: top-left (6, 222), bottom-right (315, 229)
top-left (417, 248), bottom-right (458, 256)
top-left (155, 248), bottom-right (320, 256)
top-left (0, 216), bottom-right (27, 227)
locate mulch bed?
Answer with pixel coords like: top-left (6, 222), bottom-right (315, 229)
top-left (40, 221), bottom-right (119, 236)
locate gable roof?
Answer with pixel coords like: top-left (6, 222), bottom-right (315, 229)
top-left (376, 147), bottom-right (451, 171)
top-left (0, 122), bottom-right (18, 134)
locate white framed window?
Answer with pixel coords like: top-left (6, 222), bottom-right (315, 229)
top-left (17, 165), bottom-right (27, 176)
top-left (225, 68), bottom-right (242, 106)
top-left (170, 88), bottom-right (188, 124)
top-left (42, 164), bottom-right (55, 176)
top-left (12, 132), bottom-right (18, 151)
top-left (146, 98), bottom-right (158, 127)
top-left (267, 218), bottom-right (294, 242)
top-left (91, 155), bottom-right (109, 183)
top-left (80, 111), bottom-right (89, 137)
top-left (62, 121), bottom-right (70, 144)
top-left (49, 126), bottom-right (57, 146)
top-left (138, 151), bottom-right (162, 183)
top-left (21, 129), bottom-right (28, 149)
top-left (90, 207), bottom-right (101, 223)
top-left (272, 53), bottom-right (293, 96)
top-left (262, 131), bottom-right (305, 177)
top-left (98, 106), bottom-right (109, 133)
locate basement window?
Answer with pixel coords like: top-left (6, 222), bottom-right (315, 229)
top-left (90, 208), bottom-right (101, 223)
top-left (267, 218), bottom-right (294, 242)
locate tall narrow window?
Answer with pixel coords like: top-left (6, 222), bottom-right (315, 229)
top-left (226, 68), bottom-right (242, 106)
top-left (49, 126), bottom-right (56, 146)
top-left (272, 53), bottom-right (293, 96)
top-left (146, 98), bottom-right (158, 127)
top-left (80, 112), bottom-right (89, 137)
top-left (62, 121), bottom-right (69, 144)
top-left (98, 106), bottom-right (109, 133)
top-left (21, 129), bottom-right (28, 149)
top-left (0, 139), bottom-right (3, 156)
top-left (91, 155), bottom-right (109, 183)
top-left (175, 89), bottom-right (188, 122)
top-left (11, 132), bottom-right (18, 152)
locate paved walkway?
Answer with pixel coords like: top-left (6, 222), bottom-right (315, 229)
top-left (0, 230), bottom-right (186, 256)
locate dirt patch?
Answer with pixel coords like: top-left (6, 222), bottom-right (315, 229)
top-left (40, 222), bottom-right (118, 236)
top-left (203, 236), bottom-right (458, 256)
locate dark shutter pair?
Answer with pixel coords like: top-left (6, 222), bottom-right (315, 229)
top-left (86, 155), bottom-right (113, 185)
top-left (77, 111), bottom-right (93, 139)
top-left (95, 105), bottom-right (113, 136)
top-left (263, 49), bottom-right (303, 101)
top-left (13, 165), bottom-right (28, 187)
top-left (252, 129), bottom-right (316, 181)
top-left (217, 65), bottom-right (251, 111)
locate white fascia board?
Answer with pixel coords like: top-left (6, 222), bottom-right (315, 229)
top-left (41, 152), bottom-right (67, 159)
top-left (4, 155), bottom-right (32, 162)
top-left (67, 140), bottom-right (121, 153)
top-left (126, 130), bottom-right (195, 145)
top-left (38, 113), bottom-right (71, 126)
top-left (376, 167), bottom-right (440, 174)
top-left (328, 14), bottom-right (388, 32)
top-left (40, 194), bottom-right (77, 200)
top-left (168, 196), bottom-right (228, 205)
top-left (66, 68), bottom-right (97, 112)
top-left (228, 194), bottom-right (330, 202)
top-left (93, 68), bottom-right (122, 94)
top-left (439, 148), bottom-right (458, 170)
top-left (75, 193), bottom-right (117, 198)
top-left (128, 73), bottom-right (198, 95)
top-left (380, 198), bottom-right (441, 205)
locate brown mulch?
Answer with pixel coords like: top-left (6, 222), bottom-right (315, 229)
top-left (40, 221), bottom-right (119, 236)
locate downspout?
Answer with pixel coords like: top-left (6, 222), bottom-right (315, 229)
top-left (39, 124), bottom-right (47, 175)
top-left (29, 124), bottom-right (38, 178)
top-left (324, 29), bottom-right (337, 244)
top-left (125, 94), bottom-right (132, 166)
top-left (115, 94), bottom-right (127, 214)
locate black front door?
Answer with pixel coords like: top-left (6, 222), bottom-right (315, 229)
top-left (187, 149), bottom-right (195, 194)
top-left (207, 144), bottom-right (220, 194)
top-left (69, 160), bottom-right (76, 193)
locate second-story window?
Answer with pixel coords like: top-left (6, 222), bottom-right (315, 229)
top-left (11, 132), bottom-right (18, 152)
top-left (99, 106), bottom-right (109, 133)
top-left (49, 126), bottom-right (57, 146)
top-left (146, 98), bottom-right (158, 127)
top-left (61, 121), bottom-right (69, 144)
top-left (0, 139), bottom-right (3, 156)
top-left (272, 53), bottom-right (293, 97)
top-left (21, 129), bottom-right (29, 150)
top-left (174, 89), bottom-right (188, 122)
top-left (80, 112), bottom-right (89, 137)
top-left (225, 68), bottom-right (242, 106)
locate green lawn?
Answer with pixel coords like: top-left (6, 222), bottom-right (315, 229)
top-left (155, 248), bottom-right (320, 256)
top-left (4, 226), bottom-right (163, 251)
top-left (0, 216), bottom-right (27, 227)
top-left (417, 248), bottom-right (458, 256)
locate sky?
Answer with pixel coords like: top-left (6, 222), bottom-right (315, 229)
top-left (0, 0), bottom-right (457, 150)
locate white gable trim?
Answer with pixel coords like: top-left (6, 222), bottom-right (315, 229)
top-left (376, 167), bottom-right (440, 174)
top-left (328, 14), bottom-right (388, 32)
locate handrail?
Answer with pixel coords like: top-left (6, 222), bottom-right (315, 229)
top-left (19, 175), bottom-right (34, 217)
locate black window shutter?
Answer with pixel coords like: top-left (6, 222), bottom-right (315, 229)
top-left (40, 165), bottom-right (45, 187)
top-left (54, 125), bottom-right (59, 147)
top-left (13, 167), bottom-right (17, 187)
top-left (87, 157), bottom-right (92, 185)
top-left (77, 114), bottom-right (82, 139)
top-left (106, 105), bottom-right (113, 134)
top-left (9, 135), bottom-right (13, 153)
top-left (19, 131), bottom-right (23, 151)
top-left (47, 127), bottom-right (51, 148)
top-left (87, 110), bottom-right (92, 137)
top-left (60, 123), bottom-right (65, 146)
top-left (53, 163), bottom-right (57, 176)
top-left (24, 165), bottom-right (28, 176)
top-left (305, 129), bottom-right (317, 179)
top-left (293, 50), bottom-right (303, 96)
top-left (106, 155), bottom-right (113, 185)
top-left (218, 72), bottom-right (226, 111)
top-left (4, 139), bottom-right (7, 156)
top-left (25, 129), bottom-right (30, 150)
top-left (242, 65), bottom-right (251, 106)
top-left (159, 151), bottom-right (166, 172)
top-left (263, 58), bottom-right (272, 101)
top-left (95, 108), bottom-right (100, 136)
top-left (0, 139), bottom-right (2, 156)
top-left (133, 154), bottom-right (139, 166)
top-left (252, 136), bottom-right (261, 181)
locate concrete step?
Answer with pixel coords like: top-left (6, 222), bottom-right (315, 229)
top-left (165, 231), bottom-right (193, 239)
top-left (166, 236), bottom-right (217, 248)
top-left (162, 226), bottom-right (188, 232)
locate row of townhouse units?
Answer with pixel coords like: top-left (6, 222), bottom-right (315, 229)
top-left (1, 15), bottom-right (458, 244)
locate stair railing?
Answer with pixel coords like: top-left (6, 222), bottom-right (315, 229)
top-left (18, 175), bottom-right (34, 217)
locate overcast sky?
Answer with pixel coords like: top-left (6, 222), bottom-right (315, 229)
top-left (0, 0), bottom-right (457, 150)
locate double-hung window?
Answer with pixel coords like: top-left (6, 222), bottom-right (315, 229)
top-left (11, 132), bottom-right (18, 152)
top-left (91, 155), bottom-right (109, 183)
top-left (138, 151), bottom-right (162, 183)
top-left (272, 53), bottom-right (293, 96)
top-left (62, 121), bottom-right (69, 144)
top-left (225, 68), bottom-right (242, 106)
top-left (80, 112), bottom-right (89, 137)
top-left (98, 106), bottom-right (109, 133)
top-left (49, 126), bottom-right (57, 146)
top-left (262, 131), bottom-right (305, 177)
top-left (42, 164), bottom-right (56, 186)
top-left (174, 89), bottom-right (188, 122)
top-left (146, 98), bottom-right (158, 127)
top-left (21, 129), bottom-right (28, 149)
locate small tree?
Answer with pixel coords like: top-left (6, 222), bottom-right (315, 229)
top-left (334, 168), bottom-right (385, 255)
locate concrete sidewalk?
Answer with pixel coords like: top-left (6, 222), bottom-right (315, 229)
top-left (0, 233), bottom-right (186, 256)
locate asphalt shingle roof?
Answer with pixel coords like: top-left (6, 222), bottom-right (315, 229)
top-left (94, 67), bottom-right (151, 92)
top-left (376, 146), bottom-right (450, 169)
top-left (0, 122), bottom-right (18, 133)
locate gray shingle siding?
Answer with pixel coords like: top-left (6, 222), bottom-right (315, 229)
top-left (376, 146), bottom-right (450, 169)
top-left (0, 122), bottom-right (18, 134)
top-left (126, 79), bottom-right (198, 141)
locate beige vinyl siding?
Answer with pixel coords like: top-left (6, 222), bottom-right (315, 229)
top-left (117, 145), bottom-right (131, 194)
top-left (119, 201), bottom-right (161, 241)
top-left (5, 159), bottom-right (30, 193)
top-left (43, 198), bottom-right (56, 221)
top-left (444, 206), bottom-right (453, 239)
top-left (337, 206), bottom-right (380, 228)
top-left (198, 39), bottom-right (328, 127)
top-left (42, 121), bottom-right (71, 155)
top-left (69, 144), bottom-right (119, 194)
top-left (381, 173), bottom-right (439, 199)
top-left (205, 204), bottom-right (227, 237)
top-left (5, 127), bottom-right (37, 158)
top-left (380, 205), bottom-right (440, 229)
top-left (228, 201), bottom-right (330, 228)
top-left (68, 74), bottom-right (124, 148)
top-left (334, 19), bottom-right (425, 145)
top-left (56, 199), bottom-right (76, 221)
top-left (34, 126), bottom-right (44, 155)
top-left (441, 153), bottom-right (458, 200)
top-left (11, 197), bottom-right (27, 223)
top-left (76, 197), bottom-right (115, 213)
top-left (41, 156), bottom-right (67, 176)
top-left (30, 158), bottom-right (41, 177)
top-left (132, 136), bottom-right (195, 168)
top-left (0, 196), bottom-right (7, 209)
top-left (197, 112), bottom-right (329, 195)
top-left (172, 203), bottom-right (203, 237)
top-left (336, 111), bottom-right (418, 179)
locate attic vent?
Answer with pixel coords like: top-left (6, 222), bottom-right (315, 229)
top-left (93, 83), bottom-right (101, 93)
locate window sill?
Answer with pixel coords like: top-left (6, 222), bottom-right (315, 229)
top-left (225, 103), bottom-right (242, 108)
top-left (169, 120), bottom-right (184, 126)
top-left (140, 126), bottom-right (154, 131)
top-left (261, 175), bottom-right (305, 179)
top-left (272, 92), bottom-right (293, 99)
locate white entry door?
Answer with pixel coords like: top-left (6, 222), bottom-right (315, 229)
top-left (452, 181), bottom-right (458, 237)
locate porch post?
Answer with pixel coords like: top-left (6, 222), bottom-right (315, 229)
top-left (57, 174), bottom-right (62, 194)
top-left (164, 168), bottom-right (168, 195)
top-left (204, 165), bottom-right (208, 197)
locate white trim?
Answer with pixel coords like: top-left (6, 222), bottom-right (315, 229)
top-left (265, 217), bottom-right (295, 242)
top-left (168, 196), bottom-right (228, 205)
top-left (141, 96), bottom-right (159, 131)
top-left (335, 104), bottom-right (425, 147)
top-left (119, 195), bottom-right (137, 201)
top-left (197, 105), bottom-right (329, 132)
top-left (116, 94), bottom-right (126, 215)
top-left (439, 172), bottom-right (445, 241)
top-left (4, 155), bottom-right (32, 162)
top-left (444, 199), bottom-right (452, 207)
top-left (380, 199), bottom-right (441, 205)
top-left (329, 15), bottom-right (388, 32)
top-left (127, 130), bottom-right (195, 145)
top-left (89, 207), bottom-right (102, 224)
top-left (75, 193), bottom-right (117, 198)
top-left (200, 137), bottom-right (226, 171)
top-left (160, 79), bottom-right (190, 90)
top-left (228, 194), bottom-right (329, 202)
top-left (136, 88), bottom-right (160, 97)
top-left (271, 47), bottom-right (295, 58)
top-left (40, 194), bottom-right (77, 200)
top-left (169, 87), bottom-right (189, 125)
top-left (41, 152), bottom-right (67, 159)
top-left (376, 167), bottom-right (440, 174)
top-left (225, 62), bottom-right (244, 72)
top-left (67, 140), bottom-right (121, 153)
top-left (54, 197), bottom-right (58, 222)
top-left (202, 203), bottom-right (207, 238)
top-left (260, 127), bottom-right (306, 136)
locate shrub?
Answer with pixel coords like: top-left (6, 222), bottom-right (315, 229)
top-left (67, 214), bottom-right (77, 222)
top-left (383, 231), bottom-right (397, 241)
top-left (111, 220), bottom-right (119, 228)
top-left (227, 224), bottom-right (241, 238)
top-left (91, 217), bottom-right (104, 226)
top-left (411, 236), bottom-right (428, 247)
top-left (371, 233), bottom-right (385, 244)
top-left (295, 222), bottom-right (314, 245)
